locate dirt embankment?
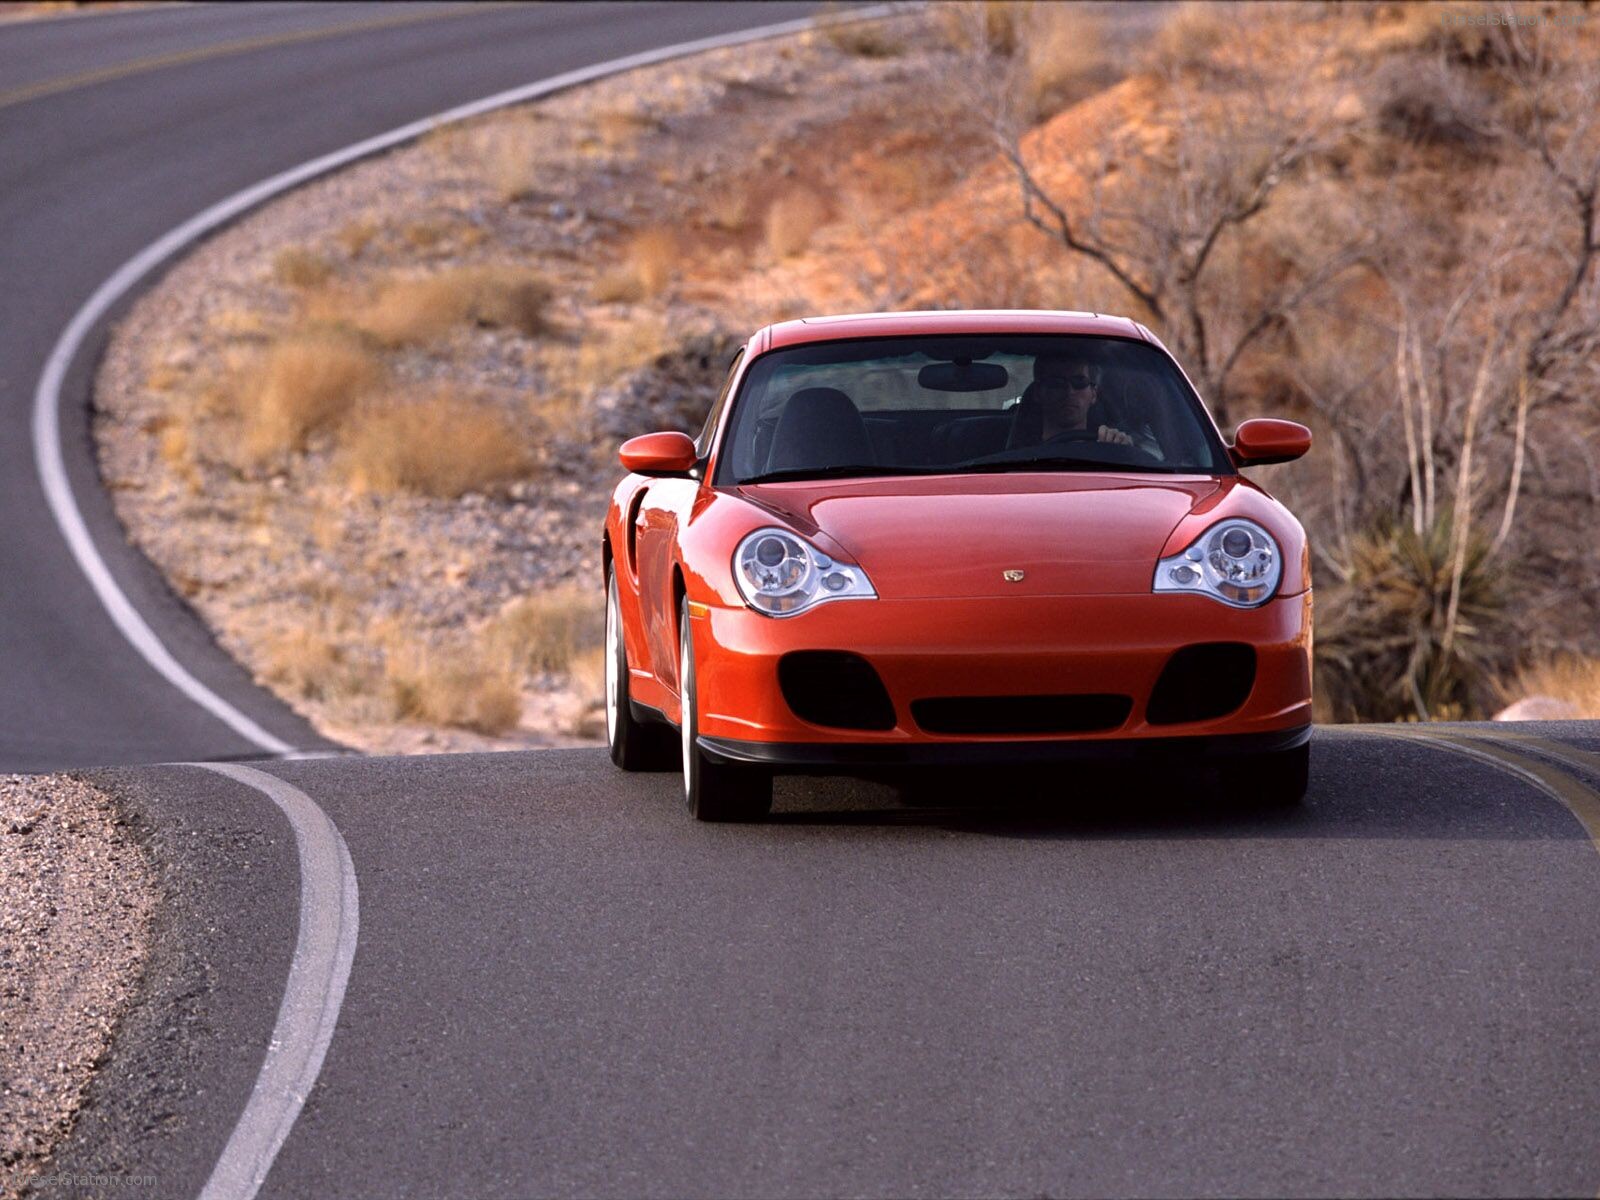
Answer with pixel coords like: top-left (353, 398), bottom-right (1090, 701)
top-left (1, 776), bottom-right (155, 1200)
top-left (94, 3), bottom-right (1600, 738)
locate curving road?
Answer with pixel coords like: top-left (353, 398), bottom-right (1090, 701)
top-left (7, 5), bottom-right (1600, 1198)
top-left (0, 0), bottom-right (818, 773)
top-left (49, 724), bottom-right (1600, 1197)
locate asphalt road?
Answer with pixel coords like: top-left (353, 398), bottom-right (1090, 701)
top-left (9, 5), bottom-right (1600, 1198)
top-left (0, 0), bottom-right (817, 773)
top-left (51, 723), bottom-right (1600, 1197)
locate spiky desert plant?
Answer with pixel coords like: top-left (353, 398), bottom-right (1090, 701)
top-left (1315, 516), bottom-right (1509, 722)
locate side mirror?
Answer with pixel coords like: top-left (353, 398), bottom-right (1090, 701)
top-left (1231, 418), bottom-right (1311, 467)
top-left (619, 431), bottom-right (697, 475)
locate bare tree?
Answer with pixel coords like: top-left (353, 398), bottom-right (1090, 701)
top-left (962, 3), bottom-right (1368, 425)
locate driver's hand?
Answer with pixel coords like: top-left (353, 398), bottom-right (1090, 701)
top-left (1097, 425), bottom-right (1134, 446)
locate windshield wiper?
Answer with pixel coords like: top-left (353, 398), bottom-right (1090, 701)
top-left (739, 464), bottom-right (934, 484)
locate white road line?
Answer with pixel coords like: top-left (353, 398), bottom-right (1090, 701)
top-left (29, 4), bottom-right (891, 757)
top-left (191, 761), bottom-right (359, 1200)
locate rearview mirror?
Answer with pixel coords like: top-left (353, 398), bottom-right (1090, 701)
top-left (619, 431), bottom-right (697, 475)
top-left (1231, 418), bottom-right (1311, 467)
top-left (917, 361), bottom-right (1010, 392)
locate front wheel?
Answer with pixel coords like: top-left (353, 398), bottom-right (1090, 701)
top-left (606, 569), bottom-right (677, 771)
top-left (679, 599), bottom-right (771, 822)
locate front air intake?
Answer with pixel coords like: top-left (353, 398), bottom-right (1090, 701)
top-left (911, 694), bottom-right (1132, 736)
top-left (1145, 643), bottom-right (1256, 725)
top-left (778, 651), bottom-right (897, 731)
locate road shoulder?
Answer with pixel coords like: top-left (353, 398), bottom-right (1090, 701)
top-left (1, 775), bottom-right (154, 1199)
top-left (38, 768), bottom-right (299, 1199)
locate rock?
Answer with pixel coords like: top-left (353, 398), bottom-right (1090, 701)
top-left (1493, 695), bottom-right (1580, 721)
top-left (1332, 93), bottom-right (1366, 124)
top-left (590, 329), bottom-right (744, 440)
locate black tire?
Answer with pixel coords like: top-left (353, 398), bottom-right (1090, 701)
top-left (1217, 742), bottom-right (1309, 807)
top-left (605, 569), bottom-right (677, 771)
top-left (679, 598), bottom-right (772, 822)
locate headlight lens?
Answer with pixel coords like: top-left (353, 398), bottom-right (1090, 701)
top-left (733, 527), bottom-right (876, 617)
top-left (1153, 518), bottom-right (1282, 608)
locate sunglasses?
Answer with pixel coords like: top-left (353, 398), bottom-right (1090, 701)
top-left (1041, 374), bottom-right (1096, 391)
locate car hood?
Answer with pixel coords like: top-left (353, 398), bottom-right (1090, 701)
top-left (736, 472), bottom-right (1225, 599)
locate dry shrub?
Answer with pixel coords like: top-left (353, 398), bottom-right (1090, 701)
top-left (593, 109), bottom-right (662, 153)
top-left (703, 187), bottom-right (750, 233)
top-left (577, 317), bottom-right (672, 387)
top-left (1504, 655), bottom-right (1600, 719)
top-left (420, 120), bottom-right (474, 163)
top-left (1316, 518), bottom-right (1509, 723)
top-left (339, 391), bottom-right (531, 498)
top-left (937, 1), bottom-right (1023, 56)
top-left (210, 307), bottom-right (269, 340)
top-left (386, 641), bottom-right (521, 734)
top-left (1373, 57), bottom-right (1495, 156)
top-left (1365, 1), bottom-right (1525, 69)
top-left (336, 218), bottom-right (379, 258)
top-left (157, 415), bottom-right (203, 494)
top-left (491, 585), bottom-right (602, 675)
top-left (569, 645), bottom-right (607, 699)
top-left (311, 505), bottom-right (343, 553)
top-left (1149, 1), bottom-right (1232, 74)
top-left (595, 229), bottom-right (679, 302)
top-left (469, 267), bottom-right (551, 336)
top-left (566, 646), bottom-right (608, 737)
top-left (1022, 6), bottom-right (1105, 120)
top-left (764, 188), bottom-right (830, 258)
top-left (273, 246), bottom-right (333, 289)
top-left (401, 221), bottom-right (450, 253)
top-left (357, 274), bottom-right (461, 345)
top-left (530, 317), bottom-right (673, 436)
top-left (145, 362), bottom-right (185, 393)
top-left (820, 9), bottom-right (901, 58)
top-left (241, 330), bottom-right (384, 462)
top-left (592, 267), bottom-right (643, 305)
top-left (485, 126), bottom-right (539, 202)
top-left (358, 266), bottom-right (551, 346)
top-left (260, 628), bottom-right (361, 702)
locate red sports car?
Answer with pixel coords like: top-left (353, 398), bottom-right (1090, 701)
top-left (602, 310), bottom-right (1313, 820)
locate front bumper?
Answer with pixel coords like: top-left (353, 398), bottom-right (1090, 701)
top-left (692, 590), bottom-right (1313, 746)
top-left (699, 723), bottom-right (1311, 770)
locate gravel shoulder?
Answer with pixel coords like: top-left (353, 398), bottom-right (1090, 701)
top-left (0, 776), bottom-right (155, 1200)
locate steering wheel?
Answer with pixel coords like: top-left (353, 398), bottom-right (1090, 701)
top-left (1042, 425), bottom-right (1163, 465)
top-left (1042, 428), bottom-right (1099, 443)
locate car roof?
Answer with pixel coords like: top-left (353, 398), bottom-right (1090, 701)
top-left (759, 309), bottom-right (1151, 352)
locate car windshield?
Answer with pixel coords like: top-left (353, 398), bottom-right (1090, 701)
top-left (715, 334), bottom-right (1231, 484)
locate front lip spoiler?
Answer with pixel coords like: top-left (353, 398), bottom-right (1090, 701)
top-left (697, 724), bottom-right (1311, 771)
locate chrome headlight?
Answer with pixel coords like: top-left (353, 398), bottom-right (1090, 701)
top-left (1153, 518), bottom-right (1282, 608)
top-left (732, 527), bottom-right (876, 617)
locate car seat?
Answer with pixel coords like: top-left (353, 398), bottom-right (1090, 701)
top-left (765, 387), bottom-right (876, 473)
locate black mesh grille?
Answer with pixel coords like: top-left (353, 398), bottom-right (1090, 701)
top-left (778, 651), bottom-right (897, 731)
top-left (1146, 643), bottom-right (1256, 725)
top-left (911, 694), bottom-right (1132, 736)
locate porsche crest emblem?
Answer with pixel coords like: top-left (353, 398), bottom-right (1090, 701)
top-left (1003, 569), bottom-right (1026, 582)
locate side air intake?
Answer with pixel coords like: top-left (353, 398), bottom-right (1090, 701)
top-left (778, 651), bottom-right (897, 731)
top-left (1145, 643), bottom-right (1256, 725)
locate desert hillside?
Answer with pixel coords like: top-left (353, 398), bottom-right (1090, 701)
top-left (95, 2), bottom-right (1600, 750)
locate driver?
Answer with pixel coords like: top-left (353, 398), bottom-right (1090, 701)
top-left (1017, 353), bottom-right (1135, 447)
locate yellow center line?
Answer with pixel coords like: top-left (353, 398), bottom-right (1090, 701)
top-left (1356, 724), bottom-right (1600, 851)
top-left (0, 3), bottom-right (501, 112)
